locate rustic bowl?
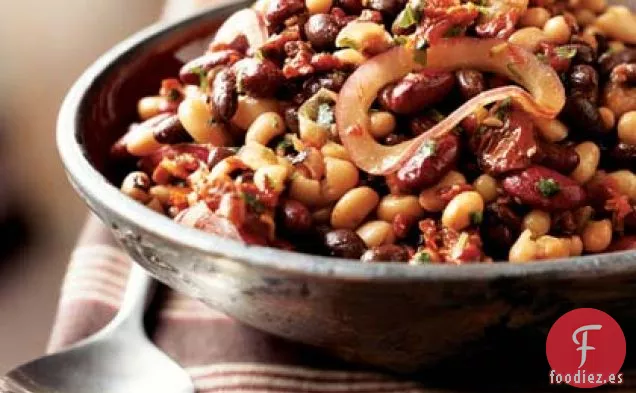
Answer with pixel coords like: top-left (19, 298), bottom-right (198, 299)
top-left (57, 0), bottom-right (636, 383)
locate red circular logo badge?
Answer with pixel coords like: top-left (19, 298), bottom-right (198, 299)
top-left (546, 308), bottom-right (626, 388)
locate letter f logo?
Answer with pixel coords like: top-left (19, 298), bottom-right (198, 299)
top-left (573, 324), bottom-right (602, 368)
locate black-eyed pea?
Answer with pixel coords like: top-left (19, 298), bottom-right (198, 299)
top-left (356, 220), bottom-right (395, 248)
top-left (582, 219), bottom-right (613, 252)
top-left (568, 235), bottom-right (584, 256)
top-left (377, 195), bottom-right (424, 222)
top-left (441, 191), bottom-right (485, 231)
top-left (535, 235), bottom-right (571, 259)
top-left (522, 210), bottom-right (551, 236)
top-left (369, 111), bottom-right (396, 139)
top-left (237, 142), bottom-right (279, 170)
top-left (335, 21), bottom-right (392, 55)
top-left (306, 0), bottom-right (333, 14)
top-left (595, 6), bottom-right (636, 44)
top-left (138, 96), bottom-right (168, 120)
top-left (534, 118), bottom-right (568, 142)
top-left (509, 229), bottom-right (538, 263)
top-left (419, 170), bottom-right (467, 212)
top-left (519, 7), bottom-right (551, 28)
top-left (245, 112), bottom-right (285, 145)
top-left (543, 16), bottom-right (571, 44)
top-left (289, 175), bottom-right (323, 206)
top-left (321, 157), bottom-right (359, 203)
top-left (331, 187), bottom-right (380, 229)
top-left (472, 174), bottom-right (498, 203)
top-left (618, 111), bottom-right (636, 145)
top-left (231, 96), bottom-right (280, 130)
top-left (208, 156), bottom-right (249, 181)
top-left (607, 170), bottom-right (636, 201)
top-left (508, 27), bottom-right (548, 52)
top-left (333, 48), bottom-right (367, 67)
top-left (570, 142), bottom-right (600, 184)
top-left (121, 171), bottom-right (151, 203)
top-left (178, 97), bottom-right (229, 145)
top-left (321, 142), bottom-right (351, 161)
top-left (254, 164), bottom-right (290, 193)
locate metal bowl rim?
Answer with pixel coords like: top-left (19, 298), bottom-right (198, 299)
top-left (56, 2), bottom-right (636, 282)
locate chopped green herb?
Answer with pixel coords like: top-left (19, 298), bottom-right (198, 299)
top-left (241, 192), bottom-right (265, 214)
top-left (276, 138), bottom-right (293, 152)
top-left (207, 117), bottom-right (219, 126)
top-left (317, 103), bottom-right (335, 126)
top-left (470, 211), bottom-right (483, 225)
top-left (395, 5), bottom-right (420, 29)
top-left (537, 177), bottom-right (561, 197)
top-left (254, 49), bottom-right (265, 61)
top-left (411, 251), bottom-right (431, 264)
top-left (417, 140), bottom-right (437, 158)
top-left (444, 25), bottom-right (463, 37)
top-left (263, 174), bottom-right (276, 190)
top-left (393, 35), bottom-right (409, 46)
top-left (168, 88), bottom-right (181, 102)
top-left (191, 66), bottom-right (209, 90)
top-left (227, 146), bottom-right (241, 153)
top-left (554, 46), bottom-right (577, 59)
top-left (536, 53), bottom-right (549, 64)
top-left (338, 37), bottom-right (359, 51)
top-left (495, 97), bottom-right (512, 120)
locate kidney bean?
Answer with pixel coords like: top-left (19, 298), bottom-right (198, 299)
top-left (560, 96), bottom-right (607, 138)
top-left (599, 48), bottom-right (636, 76)
top-left (150, 114), bottom-right (192, 144)
top-left (456, 69), bottom-right (486, 100)
top-left (233, 58), bottom-right (284, 98)
top-left (567, 65), bottom-right (598, 103)
top-left (366, 0), bottom-right (406, 16)
top-left (212, 68), bottom-right (238, 121)
top-left (409, 113), bottom-right (439, 136)
top-left (304, 14), bottom-right (341, 51)
top-left (207, 146), bottom-right (236, 169)
top-left (470, 107), bottom-right (537, 176)
top-left (324, 229), bottom-right (367, 259)
top-left (607, 236), bottom-right (636, 252)
top-left (179, 50), bottom-right (241, 85)
top-left (379, 70), bottom-right (455, 115)
top-left (266, 0), bottom-right (305, 27)
top-left (361, 244), bottom-right (410, 262)
top-left (611, 63), bottom-right (636, 85)
top-left (533, 140), bottom-right (580, 174)
top-left (502, 165), bottom-right (587, 211)
top-left (551, 210), bottom-right (577, 235)
top-left (383, 133), bottom-right (409, 146)
top-left (395, 133), bottom-right (459, 192)
top-left (610, 143), bottom-right (636, 169)
top-left (335, 0), bottom-right (362, 15)
top-left (279, 199), bottom-right (313, 233)
top-left (302, 71), bottom-right (347, 97)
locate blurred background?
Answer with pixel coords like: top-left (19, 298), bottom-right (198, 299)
top-left (0, 0), bottom-right (165, 372)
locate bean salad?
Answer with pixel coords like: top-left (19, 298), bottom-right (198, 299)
top-left (113, 0), bottom-right (636, 264)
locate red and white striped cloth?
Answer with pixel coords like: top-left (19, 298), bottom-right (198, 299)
top-left (47, 215), bottom-right (431, 393)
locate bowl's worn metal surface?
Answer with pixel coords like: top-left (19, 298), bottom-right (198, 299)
top-left (57, 0), bottom-right (636, 383)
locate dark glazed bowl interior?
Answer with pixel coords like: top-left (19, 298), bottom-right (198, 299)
top-left (58, 0), bottom-right (636, 381)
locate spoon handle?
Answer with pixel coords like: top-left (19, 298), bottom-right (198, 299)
top-left (102, 263), bottom-right (156, 334)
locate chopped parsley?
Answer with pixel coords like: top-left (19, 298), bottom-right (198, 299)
top-left (168, 88), bottom-right (181, 102)
top-left (254, 49), bottom-right (265, 61)
top-left (444, 25), bottom-right (463, 38)
top-left (536, 53), bottom-right (549, 64)
top-left (470, 211), bottom-right (483, 225)
top-left (338, 37), bottom-right (359, 51)
top-left (241, 192), bottom-right (265, 214)
top-left (537, 177), bottom-right (561, 197)
top-left (411, 251), bottom-right (431, 264)
top-left (276, 138), bottom-right (293, 152)
top-left (394, 5), bottom-right (420, 29)
top-left (191, 66), bottom-right (209, 90)
top-left (393, 35), bottom-right (409, 46)
top-left (317, 103), bottom-right (335, 126)
top-left (495, 97), bottom-right (512, 120)
top-left (554, 46), bottom-right (577, 59)
top-left (417, 140), bottom-right (437, 158)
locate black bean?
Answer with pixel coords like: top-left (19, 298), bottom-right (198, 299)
top-left (599, 48), bottom-right (636, 76)
top-left (234, 58), bottom-right (284, 98)
top-left (304, 14), bottom-right (341, 51)
top-left (610, 142), bottom-right (636, 169)
top-left (324, 229), bottom-right (367, 259)
top-left (302, 71), bottom-right (347, 97)
top-left (560, 96), bottom-right (607, 138)
top-left (568, 64), bottom-right (599, 103)
top-left (365, 0), bottom-right (406, 17)
top-left (207, 146), bottom-right (236, 169)
top-left (151, 114), bottom-right (193, 144)
top-left (179, 50), bottom-right (241, 85)
top-left (361, 245), bottom-right (409, 262)
top-left (279, 200), bottom-right (313, 233)
top-left (533, 140), bottom-right (580, 174)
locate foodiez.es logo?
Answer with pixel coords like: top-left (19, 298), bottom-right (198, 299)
top-left (546, 308), bottom-right (626, 388)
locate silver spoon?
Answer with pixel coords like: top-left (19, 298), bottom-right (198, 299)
top-left (0, 263), bottom-right (194, 393)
